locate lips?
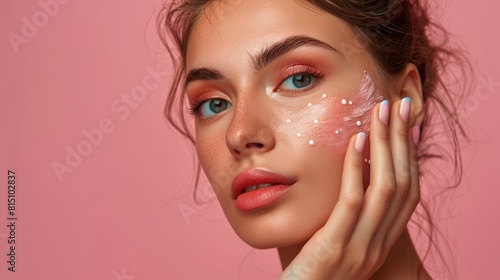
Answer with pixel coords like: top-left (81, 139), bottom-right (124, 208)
top-left (231, 169), bottom-right (296, 198)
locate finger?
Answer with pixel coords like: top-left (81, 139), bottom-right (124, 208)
top-left (385, 125), bottom-right (421, 244)
top-left (321, 132), bottom-right (366, 246)
top-left (351, 100), bottom-right (396, 242)
top-left (374, 98), bottom-right (413, 244)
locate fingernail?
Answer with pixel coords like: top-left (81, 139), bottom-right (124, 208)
top-left (399, 97), bottom-right (412, 123)
top-left (412, 126), bottom-right (420, 145)
top-left (379, 100), bottom-right (389, 126)
top-left (355, 132), bottom-right (366, 154)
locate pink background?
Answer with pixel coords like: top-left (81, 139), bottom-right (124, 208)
top-left (0, 0), bottom-right (498, 279)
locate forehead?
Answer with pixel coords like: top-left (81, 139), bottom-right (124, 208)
top-left (186, 0), bottom-right (356, 70)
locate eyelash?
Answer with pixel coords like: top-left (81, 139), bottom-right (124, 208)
top-left (275, 66), bottom-right (324, 93)
top-left (188, 97), bottom-right (210, 117)
top-left (187, 66), bottom-right (324, 118)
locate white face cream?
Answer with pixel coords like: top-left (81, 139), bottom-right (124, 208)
top-left (278, 71), bottom-right (383, 152)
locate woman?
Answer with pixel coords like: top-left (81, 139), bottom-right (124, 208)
top-left (158, 0), bottom-right (467, 278)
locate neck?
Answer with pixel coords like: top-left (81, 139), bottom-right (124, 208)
top-left (277, 228), bottom-right (432, 279)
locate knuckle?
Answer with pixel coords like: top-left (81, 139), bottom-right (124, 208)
top-left (395, 125), bottom-right (409, 139)
top-left (383, 170), bottom-right (397, 185)
top-left (342, 191), bottom-right (364, 209)
top-left (378, 175), bottom-right (396, 202)
top-left (395, 175), bottom-right (411, 196)
top-left (394, 156), bottom-right (410, 171)
top-left (377, 128), bottom-right (391, 142)
top-left (377, 180), bottom-right (396, 202)
top-left (351, 158), bottom-right (364, 170)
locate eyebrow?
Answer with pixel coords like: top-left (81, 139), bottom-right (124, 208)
top-left (251, 35), bottom-right (340, 71)
top-left (185, 35), bottom-right (340, 87)
top-left (185, 68), bottom-right (223, 87)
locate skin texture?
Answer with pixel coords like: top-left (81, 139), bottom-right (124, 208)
top-left (185, 0), bottom-right (429, 278)
top-left (270, 71), bottom-right (384, 154)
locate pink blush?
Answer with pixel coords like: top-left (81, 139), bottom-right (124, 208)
top-left (280, 71), bottom-right (383, 153)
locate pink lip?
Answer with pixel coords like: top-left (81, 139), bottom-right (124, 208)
top-left (231, 169), bottom-right (296, 211)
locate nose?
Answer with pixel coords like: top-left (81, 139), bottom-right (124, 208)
top-left (225, 98), bottom-right (276, 157)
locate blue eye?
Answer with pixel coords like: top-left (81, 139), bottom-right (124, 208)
top-left (200, 98), bottom-right (231, 117)
top-left (281, 74), bottom-right (316, 90)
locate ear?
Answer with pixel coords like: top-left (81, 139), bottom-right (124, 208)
top-left (396, 63), bottom-right (424, 127)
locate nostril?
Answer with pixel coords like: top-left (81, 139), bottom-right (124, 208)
top-left (246, 143), bottom-right (264, 149)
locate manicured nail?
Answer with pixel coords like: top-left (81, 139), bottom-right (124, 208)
top-left (412, 126), bottom-right (421, 145)
top-left (355, 132), bottom-right (366, 154)
top-left (399, 97), bottom-right (412, 123)
top-left (379, 100), bottom-right (389, 125)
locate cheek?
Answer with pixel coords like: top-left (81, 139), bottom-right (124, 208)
top-left (195, 131), bottom-right (218, 168)
top-left (276, 72), bottom-right (383, 154)
top-left (195, 129), bottom-right (231, 194)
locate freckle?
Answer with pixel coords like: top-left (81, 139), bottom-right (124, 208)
top-left (314, 119), bottom-right (319, 124)
top-left (322, 94), bottom-right (327, 98)
top-left (356, 121), bottom-right (362, 127)
top-left (308, 102), bottom-right (312, 107)
top-left (286, 119), bottom-right (292, 123)
top-left (296, 133), bottom-right (302, 137)
top-left (309, 140), bottom-right (315, 146)
top-left (341, 99), bottom-right (347, 105)
top-left (349, 101), bottom-right (353, 105)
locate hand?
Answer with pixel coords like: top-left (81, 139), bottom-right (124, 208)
top-left (279, 98), bottom-right (421, 280)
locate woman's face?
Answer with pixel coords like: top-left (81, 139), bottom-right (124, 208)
top-left (185, 0), bottom-right (394, 248)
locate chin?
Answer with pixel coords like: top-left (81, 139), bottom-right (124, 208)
top-left (224, 204), bottom-right (328, 250)
top-left (239, 228), bottom-right (313, 250)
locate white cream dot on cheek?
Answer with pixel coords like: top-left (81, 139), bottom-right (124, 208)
top-left (296, 72), bottom-right (383, 152)
top-left (276, 72), bottom-right (383, 153)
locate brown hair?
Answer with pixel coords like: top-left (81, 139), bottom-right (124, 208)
top-left (157, 0), bottom-right (470, 278)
